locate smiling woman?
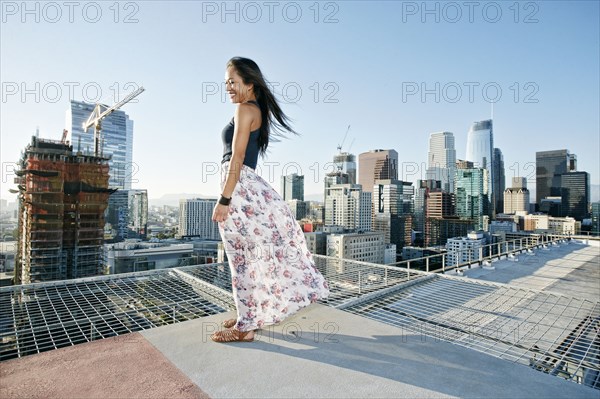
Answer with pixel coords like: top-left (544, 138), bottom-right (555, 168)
top-left (210, 57), bottom-right (330, 343)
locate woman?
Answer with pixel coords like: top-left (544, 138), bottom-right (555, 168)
top-left (211, 57), bottom-right (330, 343)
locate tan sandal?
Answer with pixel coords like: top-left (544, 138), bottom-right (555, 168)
top-left (221, 318), bottom-right (237, 329)
top-left (211, 328), bottom-right (254, 343)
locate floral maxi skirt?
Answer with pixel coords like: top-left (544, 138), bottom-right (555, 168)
top-left (218, 161), bottom-right (330, 332)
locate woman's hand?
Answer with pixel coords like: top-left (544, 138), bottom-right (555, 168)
top-left (212, 203), bottom-right (230, 223)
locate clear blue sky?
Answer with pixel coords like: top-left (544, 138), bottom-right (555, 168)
top-left (1, 1), bottom-right (598, 202)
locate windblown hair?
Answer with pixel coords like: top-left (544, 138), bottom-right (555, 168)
top-left (227, 57), bottom-right (298, 157)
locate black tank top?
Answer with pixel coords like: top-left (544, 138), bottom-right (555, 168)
top-left (221, 100), bottom-right (261, 169)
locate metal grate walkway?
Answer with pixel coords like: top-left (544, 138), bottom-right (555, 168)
top-left (0, 265), bottom-right (231, 361)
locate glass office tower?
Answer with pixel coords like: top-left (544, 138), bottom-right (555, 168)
top-left (492, 148), bottom-right (505, 214)
top-left (455, 167), bottom-right (489, 230)
top-left (560, 171), bottom-right (589, 221)
top-left (535, 149), bottom-right (571, 207)
top-left (66, 100), bottom-right (134, 190)
top-left (466, 120), bottom-right (493, 216)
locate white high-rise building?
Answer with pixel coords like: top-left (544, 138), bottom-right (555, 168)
top-left (466, 120), bottom-right (494, 216)
top-left (504, 176), bottom-right (530, 214)
top-left (426, 131), bottom-right (456, 193)
top-left (325, 184), bottom-right (371, 231)
top-left (66, 100), bottom-right (134, 190)
top-left (446, 231), bottom-right (486, 267)
top-left (179, 199), bottom-right (220, 239)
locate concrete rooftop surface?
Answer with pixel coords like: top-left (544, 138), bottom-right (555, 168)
top-left (458, 239), bottom-right (600, 301)
top-left (2, 304), bottom-right (598, 399)
top-left (1, 237), bottom-right (599, 398)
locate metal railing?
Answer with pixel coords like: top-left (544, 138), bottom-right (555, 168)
top-left (388, 234), bottom-right (581, 274)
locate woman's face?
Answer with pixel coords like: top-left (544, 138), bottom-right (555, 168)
top-left (225, 66), bottom-right (253, 103)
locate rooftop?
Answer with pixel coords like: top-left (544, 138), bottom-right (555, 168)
top-left (1, 237), bottom-right (598, 398)
top-left (458, 239), bottom-right (600, 301)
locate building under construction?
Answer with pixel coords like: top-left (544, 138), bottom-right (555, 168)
top-left (13, 136), bottom-right (114, 284)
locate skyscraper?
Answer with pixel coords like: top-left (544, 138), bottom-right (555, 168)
top-left (106, 190), bottom-right (129, 242)
top-left (372, 179), bottom-right (412, 250)
top-left (426, 132), bottom-right (456, 193)
top-left (105, 189), bottom-right (148, 242)
top-left (592, 202), bottom-right (600, 235)
top-left (560, 171), bottom-right (589, 221)
top-left (492, 148), bottom-right (505, 215)
top-left (14, 136), bottom-right (112, 284)
top-left (466, 120), bottom-right (494, 216)
top-left (535, 149), bottom-right (588, 220)
top-left (358, 150), bottom-right (398, 194)
top-left (426, 191), bottom-right (455, 219)
top-left (324, 171), bottom-right (351, 202)
top-left (324, 184), bottom-right (371, 231)
top-left (504, 177), bottom-right (530, 214)
top-left (422, 184), bottom-right (473, 247)
top-left (66, 100), bottom-right (134, 190)
top-left (333, 152), bottom-right (357, 184)
top-left (178, 198), bottom-right (220, 239)
top-left (455, 167), bottom-right (489, 230)
top-left (414, 179), bottom-right (442, 235)
top-left (128, 189), bottom-right (148, 239)
top-left (281, 173), bottom-right (304, 201)
top-left (535, 149), bottom-right (572, 206)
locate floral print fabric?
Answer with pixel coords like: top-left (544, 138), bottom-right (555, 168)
top-left (218, 161), bottom-right (330, 331)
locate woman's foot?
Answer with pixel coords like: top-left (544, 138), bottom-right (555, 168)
top-left (211, 328), bottom-right (255, 343)
top-left (222, 318), bottom-right (237, 329)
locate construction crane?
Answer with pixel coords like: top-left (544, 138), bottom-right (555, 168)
top-left (346, 137), bottom-right (355, 153)
top-left (83, 86), bottom-right (145, 157)
top-left (336, 125), bottom-right (350, 153)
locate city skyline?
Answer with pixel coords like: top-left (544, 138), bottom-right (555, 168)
top-left (1, 1), bottom-right (598, 202)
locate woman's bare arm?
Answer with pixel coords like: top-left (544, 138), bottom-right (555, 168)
top-left (221, 103), bottom-right (256, 198)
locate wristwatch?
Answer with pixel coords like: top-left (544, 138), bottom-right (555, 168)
top-left (219, 194), bottom-right (232, 205)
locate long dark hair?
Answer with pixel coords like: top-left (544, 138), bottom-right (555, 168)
top-left (227, 57), bottom-right (298, 157)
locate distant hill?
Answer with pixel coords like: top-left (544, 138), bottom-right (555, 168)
top-left (149, 193), bottom-right (217, 207)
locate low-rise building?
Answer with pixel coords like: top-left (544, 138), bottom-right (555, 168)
top-left (106, 241), bottom-right (194, 274)
top-left (446, 231), bottom-right (487, 267)
top-left (326, 231), bottom-right (385, 264)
